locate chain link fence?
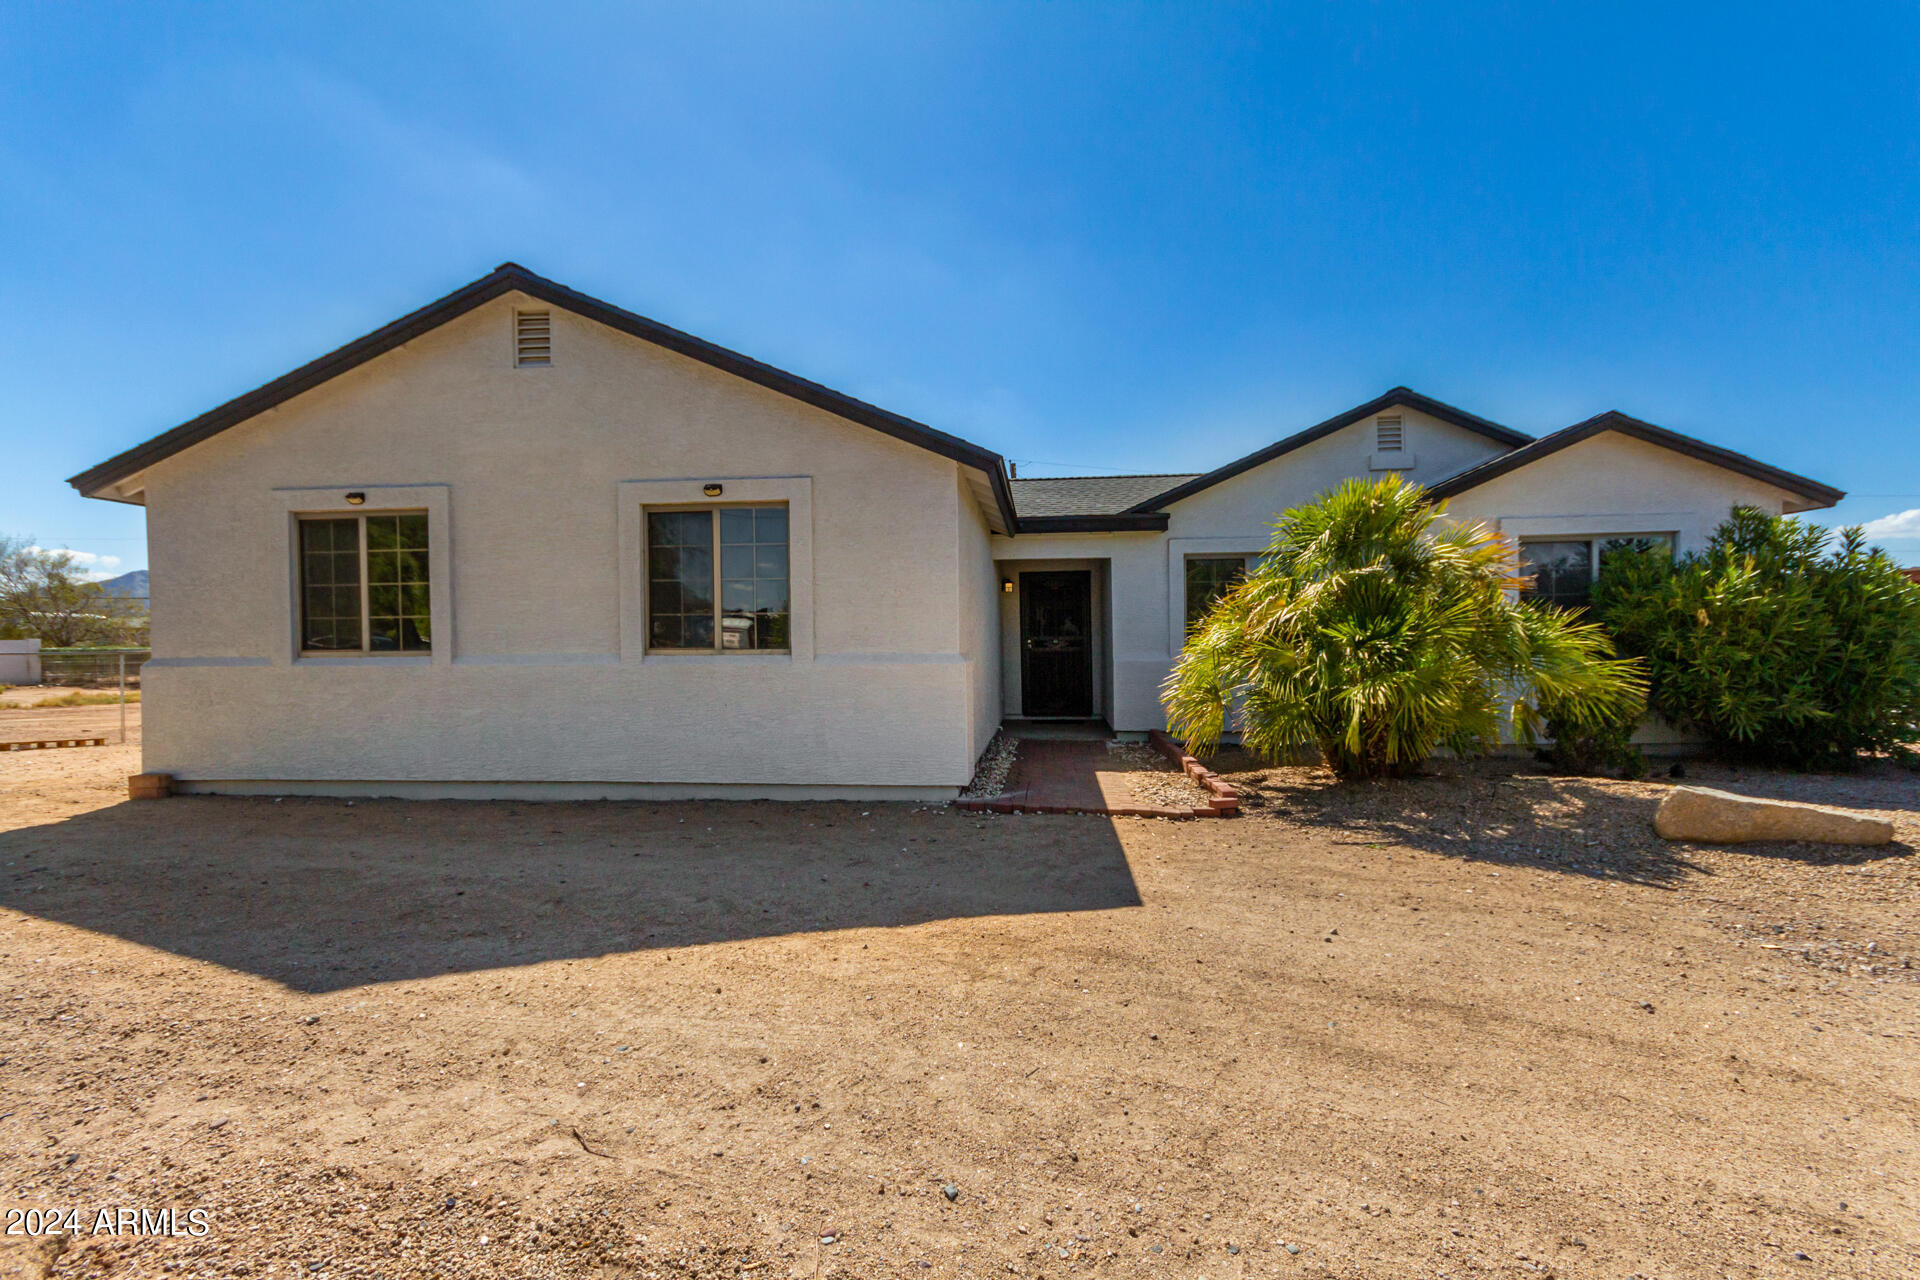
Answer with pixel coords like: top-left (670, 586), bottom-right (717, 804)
top-left (37, 648), bottom-right (151, 689)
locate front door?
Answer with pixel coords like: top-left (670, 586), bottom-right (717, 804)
top-left (1020, 571), bottom-right (1094, 718)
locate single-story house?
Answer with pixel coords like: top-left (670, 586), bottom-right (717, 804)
top-left (71, 264), bottom-right (1843, 799)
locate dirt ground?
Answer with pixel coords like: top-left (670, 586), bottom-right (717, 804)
top-left (0, 714), bottom-right (1915, 1279)
top-left (0, 699), bottom-right (139, 749)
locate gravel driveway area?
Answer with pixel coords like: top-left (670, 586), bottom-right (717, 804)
top-left (1, 722), bottom-right (1914, 1278)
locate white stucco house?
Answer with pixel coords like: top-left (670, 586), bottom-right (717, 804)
top-left (71, 264), bottom-right (1843, 799)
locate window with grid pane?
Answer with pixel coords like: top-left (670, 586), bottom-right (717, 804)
top-left (365, 514), bottom-right (431, 650)
top-left (1517, 540), bottom-right (1594, 608)
top-left (1519, 534), bottom-right (1677, 610)
top-left (300, 518), bottom-right (363, 651)
top-left (1185, 556), bottom-right (1249, 631)
top-left (297, 512), bottom-right (431, 654)
top-left (647, 506), bottom-right (789, 652)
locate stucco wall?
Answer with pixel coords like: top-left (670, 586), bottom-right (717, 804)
top-left (992, 407), bottom-right (1513, 731)
top-left (992, 413), bottom-right (1816, 736)
top-left (958, 476), bottom-right (1001, 763)
top-left (137, 293), bottom-right (993, 796)
top-left (1440, 431), bottom-right (1800, 553)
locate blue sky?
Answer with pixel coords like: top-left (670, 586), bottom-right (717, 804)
top-left (5, 2), bottom-right (1918, 574)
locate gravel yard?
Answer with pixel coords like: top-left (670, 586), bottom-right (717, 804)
top-left (1100, 740), bottom-right (1212, 811)
top-left (1, 718), bottom-right (1915, 1278)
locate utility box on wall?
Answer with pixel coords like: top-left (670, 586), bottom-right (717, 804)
top-left (0, 639), bottom-right (43, 686)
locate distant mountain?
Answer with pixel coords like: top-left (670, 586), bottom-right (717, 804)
top-left (99, 569), bottom-right (149, 600)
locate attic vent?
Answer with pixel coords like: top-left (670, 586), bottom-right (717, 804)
top-left (514, 310), bottom-right (552, 367)
top-left (1375, 414), bottom-right (1404, 452)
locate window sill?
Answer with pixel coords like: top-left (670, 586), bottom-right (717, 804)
top-left (296, 654), bottom-right (433, 667)
top-left (641, 651), bottom-right (792, 665)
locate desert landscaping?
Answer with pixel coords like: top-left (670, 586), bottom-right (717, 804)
top-left (1, 704), bottom-right (1915, 1279)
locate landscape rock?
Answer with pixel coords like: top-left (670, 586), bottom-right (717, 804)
top-left (1653, 787), bottom-right (1894, 846)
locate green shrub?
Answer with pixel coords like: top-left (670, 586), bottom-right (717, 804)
top-left (1163, 476), bottom-right (1646, 780)
top-left (1539, 688), bottom-right (1647, 778)
top-left (1591, 508), bottom-right (1920, 769)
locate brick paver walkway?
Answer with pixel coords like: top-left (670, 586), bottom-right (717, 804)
top-left (957, 739), bottom-right (1216, 818)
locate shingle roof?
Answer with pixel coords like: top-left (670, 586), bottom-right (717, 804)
top-left (1009, 474), bottom-right (1202, 518)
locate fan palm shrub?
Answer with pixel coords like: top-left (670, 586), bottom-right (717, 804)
top-left (1163, 476), bottom-right (1645, 780)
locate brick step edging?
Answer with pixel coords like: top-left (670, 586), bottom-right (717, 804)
top-left (1146, 730), bottom-right (1241, 815)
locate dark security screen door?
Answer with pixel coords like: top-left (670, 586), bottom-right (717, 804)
top-left (1020, 571), bottom-right (1094, 717)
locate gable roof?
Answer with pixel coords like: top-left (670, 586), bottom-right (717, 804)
top-left (1119, 387), bottom-right (1533, 513)
top-left (1424, 410), bottom-right (1844, 510)
top-left (1010, 473), bottom-right (1199, 517)
top-left (69, 263), bottom-right (1019, 532)
top-left (1006, 473), bottom-right (1200, 534)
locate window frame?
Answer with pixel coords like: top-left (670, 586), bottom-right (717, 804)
top-left (274, 486), bottom-right (452, 668)
top-left (1183, 554), bottom-right (1251, 632)
top-left (1518, 533), bottom-right (1677, 608)
top-left (643, 502), bottom-right (792, 655)
top-left (296, 510), bottom-right (433, 657)
top-left (619, 477), bottom-right (811, 665)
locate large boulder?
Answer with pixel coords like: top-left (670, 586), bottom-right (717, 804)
top-left (1654, 786), bottom-right (1894, 846)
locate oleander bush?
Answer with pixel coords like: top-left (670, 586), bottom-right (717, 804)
top-left (1163, 475), bottom-right (1646, 780)
top-left (1591, 507), bottom-right (1920, 769)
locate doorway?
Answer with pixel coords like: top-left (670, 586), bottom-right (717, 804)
top-left (1019, 570), bottom-right (1094, 718)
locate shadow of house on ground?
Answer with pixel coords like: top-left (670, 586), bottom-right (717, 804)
top-left (0, 798), bottom-right (1141, 993)
top-left (1216, 757), bottom-right (1913, 887)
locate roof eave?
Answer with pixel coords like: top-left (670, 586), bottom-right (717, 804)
top-left (1424, 412), bottom-right (1844, 509)
top-left (69, 263), bottom-right (1020, 533)
top-left (1122, 387), bottom-right (1531, 513)
top-left (1014, 513), bottom-right (1171, 534)
top-left (68, 268), bottom-right (521, 498)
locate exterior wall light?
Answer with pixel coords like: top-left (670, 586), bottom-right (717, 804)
top-left (703, 483), bottom-right (724, 497)
top-left (1002, 579), bottom-right (1014, 593)
top-left (345, 492), bottom-right (366, 505)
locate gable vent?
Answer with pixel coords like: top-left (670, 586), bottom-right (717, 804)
top-left (514, 310), bottom-right (552, 367)
top-left (1375, 414), bottom-right (1404, 452)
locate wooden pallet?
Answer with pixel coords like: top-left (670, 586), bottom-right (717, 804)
top-left (3, 737), bottom-right (108, 751)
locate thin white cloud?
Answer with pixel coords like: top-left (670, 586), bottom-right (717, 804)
top-left (27, 547), bottom-right (123, 581)
top-left (1859, 508), bottom-right (1920, 541)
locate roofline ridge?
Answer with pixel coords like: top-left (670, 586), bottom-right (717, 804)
top-left (1118, 387), bottom-right (1531, 513)
top-left (1010, 471), bottom-right (1205, 482)
top-left (69, 262), bottom-right (1020, 532)
top-left (1424, 410), bottom-right (1843, 507)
